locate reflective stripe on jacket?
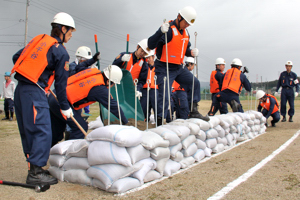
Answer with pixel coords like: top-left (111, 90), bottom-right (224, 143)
top-left (143, 67), bottom-right (158, 89)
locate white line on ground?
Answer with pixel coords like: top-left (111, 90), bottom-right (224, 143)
top-left (115, 131), bottom-right (267, 197)
top-left (207, 130), bottom-right (300, 200)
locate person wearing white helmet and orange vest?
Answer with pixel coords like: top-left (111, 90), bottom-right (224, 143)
top-left (112, 39), bottom-right (150, 100)
top-left (207, 58), bottom-right (228, 116)
top-left (147, 6), bottom-right (209, 125)
top-left (208, 58), bottom-right (251, 115)
top-left (11, 12), bottom-right (76, 186)
top-left (275, 61), bottom-right (299, 122)
top-left (48, 65), bottom-right (127, 146)
top-left (256, 90), bottom-right (280, 127)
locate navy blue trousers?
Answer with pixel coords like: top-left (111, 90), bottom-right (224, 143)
top-left (280, 88), bottom-right (295, 116)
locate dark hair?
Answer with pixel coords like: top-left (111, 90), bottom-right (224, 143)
top-left (50, 25), bottom-right (61, 37)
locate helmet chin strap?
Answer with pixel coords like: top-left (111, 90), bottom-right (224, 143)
top-left (56, 24), bottom-right (71, 43)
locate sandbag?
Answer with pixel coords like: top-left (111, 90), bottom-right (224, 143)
top-left (88, 116), bottom-right (104, 130)
top-left (141, 131), bottom-right (169, 150)
top-left (195, 139), bottom-right (207, 150)
top-left (88, 141), bottom-right (132, 167)
top-left (181, 143), bottom-right (197, 157)
top-left (49, 154), bottom-right (66, 168)
top-left (181, 135), bottom-right (196, 149)
top-left (107, 177), bottom-right (142, 193)
top-left (150, 147), bottom-right (170, 161)
top-left (193, 149), bottom-right (205, 161)
top-left (162, 125), bottom-right (190, 138)
top-left (212, 143), bottom-right (225, 153)
top-left (131, 158), bottom-right (156, 183)
top-left (144, 170), bottom-right (163, 183)
top-left (48, 166), bottom-right (64, 181)
top-left (155, 158), bottom-right (169, 174)
top-left (50, 140), bottom-right (75, 155)
top-left (127, 144), bottom-right (150, 164)
top-left (169, 143), bottom-right (183, 157)
top-left (163, 159), bottom-right (181, 177)
top-left (187, 118), bottom-right (211, 131)
top-left (214, 125), bottom-right (225, 138)
top-left (86, 125), bottom-right (143, 147)
top-left (180, 156), bottom-right (195, 168)
top-left (65, 139), bottom-right (89, 158)
top-left (204, 147), bottom-right (212, 157)
top-left (208, 116), bottom-right (220, 128)
top-left (64, 169), bottom-right (92, 186)
top-left (206, 138), bottom-right (218, 149)
top-left (206, 128), bottom-right (218, 139)
top-left (63, 157), bottom-right (90, 170)
top-left (217, 137), bottom-right (228, 146)
top-left (149, 127), bottom-right (181, 146)
top-left (171, 151), bottom-right (184, 162)
top-left (196, 130), bottom-right (206, 141)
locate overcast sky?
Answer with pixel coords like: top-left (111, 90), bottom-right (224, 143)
top-left (1, 0), bottom-right (300, 88)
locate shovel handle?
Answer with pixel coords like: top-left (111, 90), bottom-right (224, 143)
top-left (94, 34), bottom-right (100, 70)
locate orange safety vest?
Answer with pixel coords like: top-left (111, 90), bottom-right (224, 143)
top-left (221, 68), bottom-right (242, 93)
top-left (66, 68), bottom-right (105, 110)
top-left (143, 67), bottom-right (158, 89)
top-left (172, 81), bottom-right (185, 92)
top-left (259, 94), bottom-right (279, 114)
top-left (160, 21), bottom-right (189, 65)
top-left (11, 34), bottom-right (58, 92)
top-left (210, 70), bottom-right (221, 93)
top-left (123, 54), bottom-right (144, 81)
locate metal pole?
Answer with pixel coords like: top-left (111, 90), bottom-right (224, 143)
top-left (154, 75), bottom-right (157, 127)
top-left (134, 79), bottom-right (138, 128)
top-left (162, 77), bottom-right (166, 126)
top-left (115, 84), bottom-right (121, 125)
top-left (94, 34), bottom-right (100, 70)
top-left (108, 65), bottom-right (111, 125)
top-left (194, 32), bottom-right (198, 78)
top-left (24, 0), bottom-right (29, 46)
top-left (146, 80), bottom-right (150, 130)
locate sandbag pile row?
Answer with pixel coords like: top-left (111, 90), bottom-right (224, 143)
top-left (49, 110), bottom-right (266, 193)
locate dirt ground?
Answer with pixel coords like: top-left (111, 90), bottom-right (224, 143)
top-left (0, 100), bottom-right (299, 200)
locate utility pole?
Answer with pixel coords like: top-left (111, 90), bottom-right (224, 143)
top-left (24, 0), bottom-right (29, 46)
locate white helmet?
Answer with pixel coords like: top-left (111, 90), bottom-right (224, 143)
top-left (103, 65), bottom-right (123, 84)
top-left (179, 6), bottom-right (197, 25)
top-left (285, 60), bottom-right (293, 66)
top-left (231, 58), bottom-right (242, 67)
top-left (256, 90), bottom-right (265, 100)
top-left (145, 49), bottom-right (155, 58)
top-left (215, 58), bottom-right (226, 65)
top-left (186, 57), bottom-right (195, 64)
top-left (51, 12), bottom-right (76, 31)
top-left (137, 39), bottom-right (151, 55)
top-left (75, 46), bottom-right (92, 59)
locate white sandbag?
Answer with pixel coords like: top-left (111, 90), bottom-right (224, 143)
top-left (260, 116), bottom-right (267, 124)
top-left (131, 158), bottom-right (156, 183)
top-left (196, 130), bottom-right (206, 141)
top-left (149, 127), bottom-right (181, 146)
top-left (237, 134), bottom-right (248, 142)
top-left (208, 116), bottom-right (220, 128)
top-left (150, 147), bottom-right (170, 160)
top-left (247, 132), bottom-right (255, 139)
top-left (92, 178), bottom-right (106, 190)
top-left (63, 157), bottom-right (90, 170)
top-left (65, 139), bottom-right (89, 158)
top-left (50, 140), bottom-right (75, 155)
top-left (181, 143), bottom-right (198, 157)
top-left (48, 166), bottom-right (64, 181)
top-left (155, 158), bottom-right (169, 174)
top-left (228, 113), bottom-right (243, 124)
top-left (88, 141), bottom-right (132, 167)
top-left (64, 169), bottom-right (92, 186)
top-left (254, 119), bottom-right (260, 125)
top-left (174, 121), bottom-right (200, 135)
top-left (180, 156), bottom-right (195, 168)
top-left (163, 159), bottom-right (181, 176)
top-left (206, 138), bottom-right (218, 149)
top-left (195, 139), bottom-right (206, 150)
top-left (212, 143), bottom-right (225, 153)
top-left (217, 137), bottom-right (228, 146)
top-left (144, 170), bottom-right (163, 183)
top-left (169, 143), bottom-right (183, 157)
top-left (248, 110), bottom-right (263, 119)
top-left (171, 151), bottom-right (184, 162)
top-left (88, 116), bottom-right (104, 130)
top-left (126, 144), bottom-right (150, 164)
top-left (232, 133), bottom-right (239, 141)
top-left (247, 120), bottom-right (254, 126)
top-left (162, 124), bottom-right (190, 137)
top-left (230, 125), bottom-right (237, 133)
top-left (245, 112), bottom-right (256, 120)
top-left (215, 115), bottom-right (235, 126)
top-left (49, 154), bottom-right (66, 168)
top-left (218, 118), bottom-right (230, 129)
top-left (181, 135), bottom-right (196, 149)
top-left (187, 118), bottom-right (211, 131)
top-left (206, 128), bottom-right (218, 139)
top-left (141, 131), bottom-right (169, 150)
top-left (236, 124), bottom-right (243, 135)
top-left (226, 134), bottom-right (234, 147)
top-left (214, 125), bottom-right (225, 138)
top-left (165, 123), bottom-right (192, 140)
top-left (204, 147), bottom-right (212, 157)
top-left (87, 163), bottom-right (142, 190)
top-left (107, 177), bottom-right (142, 193)
top-left (86, 125), bottom-right (142, 147)
top-left (193, 149), bottom-right (205, 161)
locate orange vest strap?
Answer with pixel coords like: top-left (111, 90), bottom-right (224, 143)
top-left (125, 54), bottom-right (144, 80)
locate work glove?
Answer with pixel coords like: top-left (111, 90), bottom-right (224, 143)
top-left (274, 92), bottom-right (279, 97)
top-left (161, 22), bottom-right (170, 33)
top-left (191, 48), bottom-right (199, 57)
top-left (135, 91), bottom-right (142, 100)
top-left (121, 54), bottom-right (131, 62)
top-left (93, 52), bottom-right (101, 61)
top-left (295, 92), bottom-right (298, 97)
top-left (61, 108), bottom-right (74, 118)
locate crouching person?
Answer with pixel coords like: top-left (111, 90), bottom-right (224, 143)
top-left (256, 90), bottom-right (280, 127)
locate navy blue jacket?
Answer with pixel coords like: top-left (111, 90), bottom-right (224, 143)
top-left (276, 71), bottom-right (299, 93)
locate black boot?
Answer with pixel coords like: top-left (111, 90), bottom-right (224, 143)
top-left (2, 111), bottom-right (9, 120)
top-left (157, 117), bottom-right (163, 126)
top-left (9, 111), bottom-right (14, 121)
top-left (26, 163), bottom-right (58, 185)
top-left (189, 103), bottom-right (210, 121)
top-left (271, 120), bottom-right (276, 127)
top-left (289, 116), bottom-right (293, 122)
top-left (281, 116), bottom-right (286, 122)
top-left (207, 105), bottom-right (217, 116)
top-left (230, 100), bottom-right (240, 112)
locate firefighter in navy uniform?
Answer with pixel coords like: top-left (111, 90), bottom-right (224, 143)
top-left (147, 6), bottom-right (209, 125)
top-left (208, 58), bottom-right (228, 116)
top-left (112, 39), bottom-right (150, 100)
top-left (256, 90), bottom-right (280, 127)
top-left (48, 65), bottom-right (127, 146)
top-left (208, 58), bottom-right (251, 115)
top-left (11, 12), bottom-right (76, 185)
top-left (275, 61), bottom-right (299, 122)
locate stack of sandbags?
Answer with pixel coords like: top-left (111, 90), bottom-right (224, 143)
top-left (207, 116), bottom-right (226, 154)
top-left (247, 110), bottom-right (267, 135)
top-left (85, 125), bottom-right (144, 193)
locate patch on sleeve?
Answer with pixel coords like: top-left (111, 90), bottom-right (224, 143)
top-left (116, 54), bottom-right (121, 59)
top-left (55, 43), bottom-right (60, 48)
top-left (64, 61), bottom-right (69, 71)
